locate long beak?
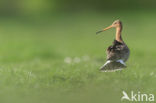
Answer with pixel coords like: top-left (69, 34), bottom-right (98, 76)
top-left (96, 25), bottom-right (113, 35)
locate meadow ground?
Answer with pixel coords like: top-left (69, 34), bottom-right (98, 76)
top-left (0, 11), bottom-right (156, 103)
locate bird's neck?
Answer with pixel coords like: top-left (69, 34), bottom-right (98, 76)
top-left (115, 25), bottom-right (123, 43)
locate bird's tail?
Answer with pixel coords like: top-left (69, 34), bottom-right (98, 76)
top-left (100, 60), bottom-right (126, 72)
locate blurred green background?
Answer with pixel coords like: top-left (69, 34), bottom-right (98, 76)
top-left (0, 0), bottom-right (156, 16)
top-left (0, 0), bottom-right (156, 103)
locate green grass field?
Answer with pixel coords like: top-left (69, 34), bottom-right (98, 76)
top-left (0, 11), bottom-right (156, 103)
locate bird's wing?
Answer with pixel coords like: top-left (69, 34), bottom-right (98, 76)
top-left (100, 60), bottom-right (126, 72)
top-left (122, 91), bottom-right (128, 96)
top-left (106, 44), bottom-right (129, 61)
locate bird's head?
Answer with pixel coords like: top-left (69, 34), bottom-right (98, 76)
top-left (96, 20), bottom-right (122, 34)
top-left (112, 20), bottom-right (122, 27)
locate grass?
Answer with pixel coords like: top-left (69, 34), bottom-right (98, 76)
top-left (0, 11), bottom-right (156, 103)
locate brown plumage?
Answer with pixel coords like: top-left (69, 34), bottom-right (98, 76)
top-left (96, 20), bottom-right (130, 72)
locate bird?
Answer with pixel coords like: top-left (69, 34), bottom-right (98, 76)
top-left (121, 91), bottom-right (130, 101)
top-left (96, 20), bottom-right (130, 72)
